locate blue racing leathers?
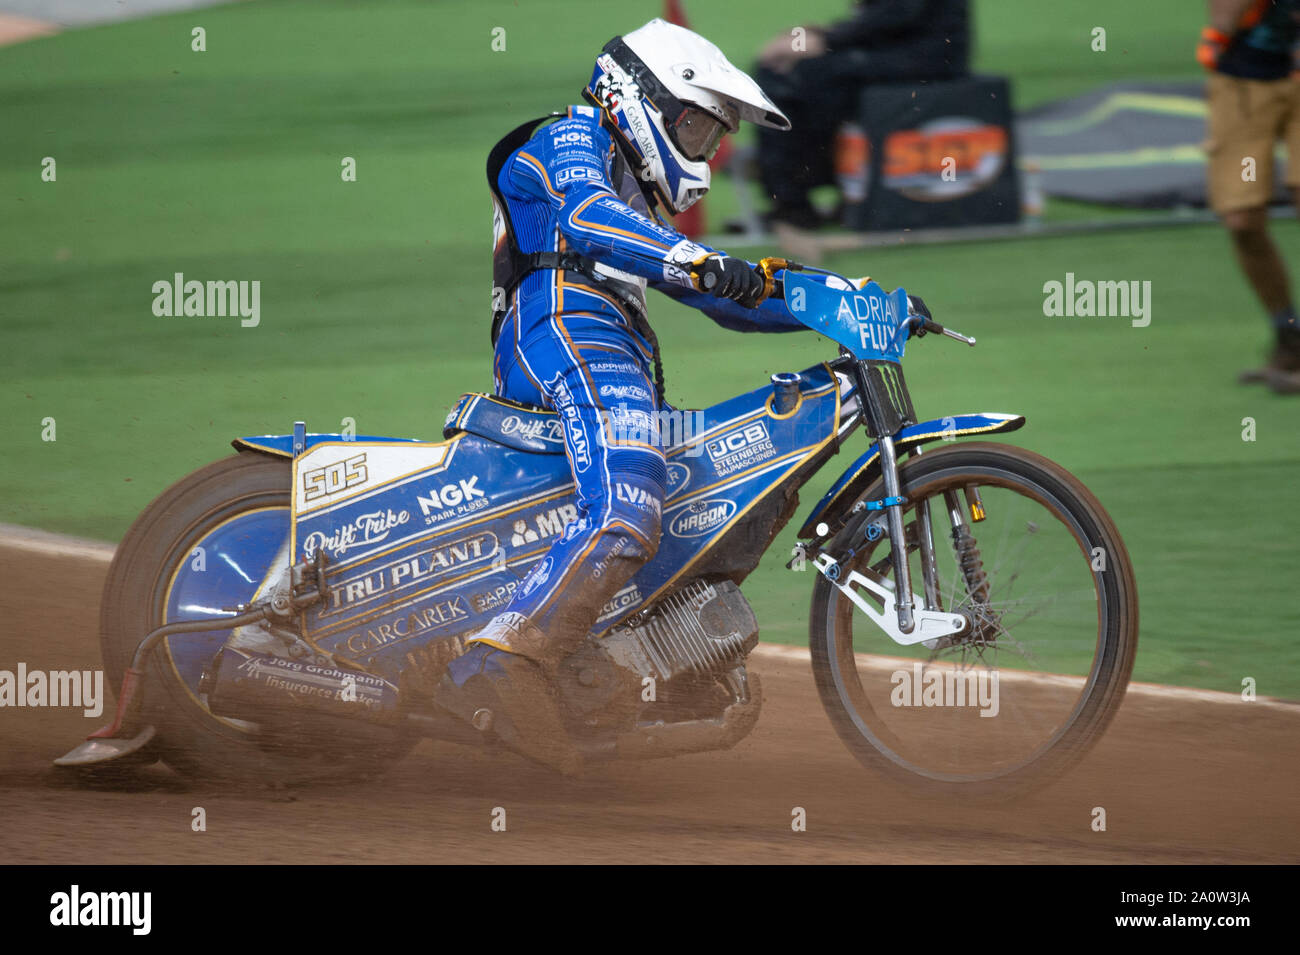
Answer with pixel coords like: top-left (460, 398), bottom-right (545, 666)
top-left (475, 104), bottom-right (810, 662)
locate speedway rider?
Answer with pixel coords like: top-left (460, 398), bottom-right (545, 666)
top-left (438, 19), bottom-right (864, 771)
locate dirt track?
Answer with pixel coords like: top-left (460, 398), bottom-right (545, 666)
top-left (1, 534), bottom-right (1296, 864)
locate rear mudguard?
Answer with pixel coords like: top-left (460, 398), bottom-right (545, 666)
top-left (798, 412), bottom-right (1025, 538)
top-left (233, 434), bottom-right (419, 456)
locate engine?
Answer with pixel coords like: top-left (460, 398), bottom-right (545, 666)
top-left (553, 577), bottom-right (759, 725)
top-left (600, 578), bottom-right (758, 683)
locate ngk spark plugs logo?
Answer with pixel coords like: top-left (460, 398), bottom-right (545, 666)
top-left (669, 498), bottom-right (737, 539)
top-left (549, 123), bottom-right (596, 152)
top-left (706, 421), bottom-right (775, 476)
top-left (882, 117), bottom-right (1007, 201)
top-left (415, 475), bottom-right (488, 525)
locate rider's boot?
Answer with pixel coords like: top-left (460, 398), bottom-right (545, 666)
top-left (436, 613), bottom-right (583, 775)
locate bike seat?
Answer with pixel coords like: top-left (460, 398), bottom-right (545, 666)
top-left (443, 393), bottom-right (565, 454)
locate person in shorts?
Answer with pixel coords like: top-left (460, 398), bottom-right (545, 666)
top-left (1201, 0), bottom-right (1300, 392)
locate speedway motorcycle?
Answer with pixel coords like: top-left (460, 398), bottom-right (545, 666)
top-left (57, 260), bottom-right (1138, 795)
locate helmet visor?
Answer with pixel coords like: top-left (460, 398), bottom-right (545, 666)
top-left (671, 108), bottom-right (727, 162)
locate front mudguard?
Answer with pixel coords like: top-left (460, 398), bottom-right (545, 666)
top-left (798, 412), bottom-right (1025, 538)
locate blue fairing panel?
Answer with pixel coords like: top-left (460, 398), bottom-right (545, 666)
top-left (233, 434), bottom-right (421, 457)
top-left (798, 412), bottom-right (1026, 537)
top-left (782, 271), bottom-right (912, 361)
top-left (283, 363), bottom-right (842, 682)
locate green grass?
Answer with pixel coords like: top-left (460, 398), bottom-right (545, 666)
top-left (4, 0), bottom-right (1295, 697)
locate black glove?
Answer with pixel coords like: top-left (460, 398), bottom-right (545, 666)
top-left (692, 255), bottom-right (765, 308)
top-left (906, 294), bottom-right (933, 335)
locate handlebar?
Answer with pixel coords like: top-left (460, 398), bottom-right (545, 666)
top-left (908, 315), bottom-right (976, 346)
top-left (756, 255), bottom-right (797, 302)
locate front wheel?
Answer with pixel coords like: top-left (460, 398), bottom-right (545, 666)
top-left (809, 442), bottom-right (1138, 796)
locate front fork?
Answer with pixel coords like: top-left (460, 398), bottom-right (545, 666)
top-left (797, 397), bottom-right (992, 643)
top-left (833, 441), bottom-right (988, 641)
top-left (898, 445), bottom-right (991, 627)
top-left (878, 435), bottom-right (916, 633)
top-left (911, 451), bottom-right (943, 613)
top-left (806, 440), bottom-right (965, 646)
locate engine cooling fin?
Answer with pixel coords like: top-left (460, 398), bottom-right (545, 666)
top-left (600, 578), bottom-right (758, 683)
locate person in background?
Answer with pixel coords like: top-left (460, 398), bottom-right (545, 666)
top-left (1200, 0), bottom-right (1300, 393)
top-left (754, 0), bottom-right (970, 230)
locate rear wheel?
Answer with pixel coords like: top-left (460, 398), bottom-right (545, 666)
top-left (809, 442), bottom-right (1138, 796)
top-left (100, 452), bottom-right (410, 784)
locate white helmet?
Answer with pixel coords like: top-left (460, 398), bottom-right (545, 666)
top-left (583, 18), bottom-right (791, 215)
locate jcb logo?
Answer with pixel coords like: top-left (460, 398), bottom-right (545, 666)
top-left (555, 166), bottom-right (602, 186)
top-left (706, 422), bottom-right (769, 461)
top-left (302, 453), bottom-right (368, 502)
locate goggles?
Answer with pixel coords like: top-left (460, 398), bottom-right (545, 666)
top-left (670, 107), bottom-right (728, 162)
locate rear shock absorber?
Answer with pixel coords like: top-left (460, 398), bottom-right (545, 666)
top-left (942, 487), bottom-right (990, 606)
top-left (951, 524), bottom-right (990, 604)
